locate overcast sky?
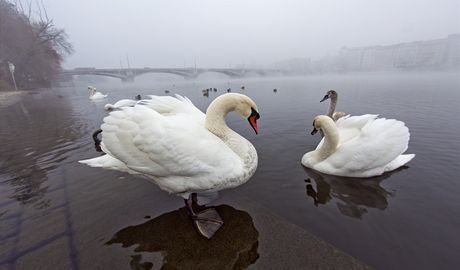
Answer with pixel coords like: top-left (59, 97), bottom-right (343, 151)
top-left (41, 0), bottom-right (460, 68)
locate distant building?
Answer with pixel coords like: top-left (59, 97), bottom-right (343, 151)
top-left (445, 34), bottom-right (460, 68)
top-left (337, 34), bottom-right (460, 71)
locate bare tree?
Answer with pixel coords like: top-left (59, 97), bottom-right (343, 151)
top-left (0, 0), bottom-right (73, 90)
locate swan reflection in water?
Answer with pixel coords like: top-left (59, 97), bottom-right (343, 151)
top-left (304, 167), bottom-right (407, 219)
top-left (107, 204), bottom-right (259, 270)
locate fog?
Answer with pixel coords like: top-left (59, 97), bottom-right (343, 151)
top-left (42, 0), bottom-right (459, 69)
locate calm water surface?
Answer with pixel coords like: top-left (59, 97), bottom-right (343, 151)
top-left (1, 72), bottom-right (459, 269)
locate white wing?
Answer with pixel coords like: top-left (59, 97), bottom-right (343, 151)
top-left (316, 114), bottom-right (378, 150)
top-left (323, 117), bottom-right (411, 175)
top-left (140, 94), bottom-right (205, 120)
top-left (87, 96), bottom-right (241, 187)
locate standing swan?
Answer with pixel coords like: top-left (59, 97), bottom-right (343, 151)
top-left (301, 115), bottom-right (414, 177)
top-left (79, 93), bottom-right (260, 238)
top-left (320, 90), bottom-right (347, 121)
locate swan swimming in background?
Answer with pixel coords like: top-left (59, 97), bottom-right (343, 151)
top-left (104, 94), bottom-right (142, 111)
top-left (301, 115), bottom-right (414, 178)
top-left (79, 93), bottom-right (260, 238)
top-left (88, 86), bottom-right (107, 100)
top-left (320, 90), bottom-right (347, 121)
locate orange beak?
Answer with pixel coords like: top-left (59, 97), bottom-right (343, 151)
top-left (249, 115), bottom-right (258, 134)
top-left (247, 108), bottom-right (260, 134)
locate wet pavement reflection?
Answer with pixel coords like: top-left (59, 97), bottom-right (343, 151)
top-left (0, 89), bottom-right (83, 270)
top-left (107, 205), bottom-right (259, 270)
top-left (0, 90), bottom-right (82, 208)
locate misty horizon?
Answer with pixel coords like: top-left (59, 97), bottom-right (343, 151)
top-left (40, 0), bottom-right (459, 69)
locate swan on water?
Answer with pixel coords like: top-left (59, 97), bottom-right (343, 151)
top-left (79, 93), bottom-right (260, 238)
top-left (301, 115), bottom-right (414, 178)
top-left (88, 86), bottom-right (107, 100)
top-left (320, 90), bottom-right (347, 121)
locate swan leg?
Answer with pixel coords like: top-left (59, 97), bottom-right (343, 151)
top-left (190, 193), bottom-right (209, 211)
top-left (191, 193), bottom-right (200, 207)
top-left (184, 195), bottom-right (223, 239)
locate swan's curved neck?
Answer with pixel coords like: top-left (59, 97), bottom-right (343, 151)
top-left (205, 95), bottom-right (237, 138)
top-left (317, 121), bottom-right (339, 160)
top-left (327, 96), bottom-right (337, 118)
top-left (205, 95), bottom-right (253, 161)
top-left (205, 94), bottom-right (258, 176)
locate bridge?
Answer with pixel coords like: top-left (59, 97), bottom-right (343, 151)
top-left (60, 67), bottom-right (280, 82)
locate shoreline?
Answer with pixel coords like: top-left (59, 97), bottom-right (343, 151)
top-left (0, 90), bottom-right (26, 108)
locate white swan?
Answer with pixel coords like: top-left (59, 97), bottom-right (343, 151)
top-left (88, 86), bottom-right (107, 100)
top-left (79, 93), bottom-right (260, 238)
top-left (320, 90), bottom-right (347, 121)
top-left (301, 115), bottom-right (414, 178)
top-left (104, 94), bottom-right (142, 111)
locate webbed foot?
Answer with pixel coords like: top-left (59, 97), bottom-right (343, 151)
top-left (185, 194), bottom-right (224, 239)
top-left (191, 208), bottom-right (224, 239)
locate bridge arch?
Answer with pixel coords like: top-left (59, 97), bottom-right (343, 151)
top-left (59, 67), bottom-right (277, 82)
top-left (60, 71), bottom-right (127, 80)
top-left (134, 72), bottom-right (187, 81)
top-left (133, 69), bottom-right (196, 79)
top-left (201, 69), bottom-right (244, 78)
top-left (195, 70), bottom-right (234, 79)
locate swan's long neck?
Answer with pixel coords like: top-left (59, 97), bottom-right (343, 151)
top-left (205, 95), bottom-right (250, 157)
top-left (317, 121), bottom-right (339, 160)
top-left (205, 94), bottom-right (258, 180)
top-left (327, 96), bottom-right (337, 118)
top-left (205, 96), bottom-right (236, 138)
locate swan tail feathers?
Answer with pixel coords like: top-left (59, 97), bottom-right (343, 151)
top-left (79, 154), bottom-right (131, 173)
top-left (384, 154), bottom-right (415, 172)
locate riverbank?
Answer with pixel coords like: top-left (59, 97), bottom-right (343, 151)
top-left (0, 90), bottom-right (26, 108)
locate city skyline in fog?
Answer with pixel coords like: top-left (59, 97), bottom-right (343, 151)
top-left (41, 0), bottom-right (460, 68)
